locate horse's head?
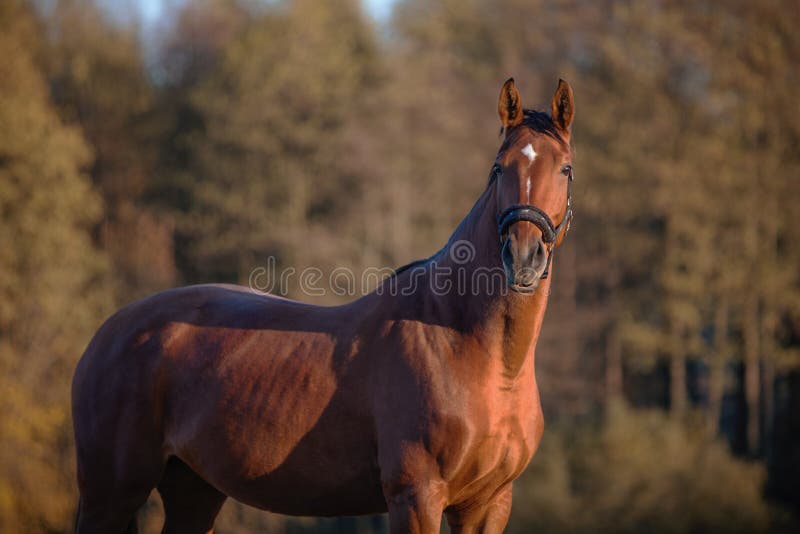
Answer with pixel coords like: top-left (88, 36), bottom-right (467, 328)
top-left (493, 78), bottom-right (574, 293)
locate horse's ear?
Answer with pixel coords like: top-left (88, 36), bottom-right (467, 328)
top-left (498, 78), bottom-right (524, 133)
top-left (551, 79), bottom-right (574, 135)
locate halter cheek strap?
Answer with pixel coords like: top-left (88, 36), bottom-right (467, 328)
top-left (496, 169), bottom-right (573, 279)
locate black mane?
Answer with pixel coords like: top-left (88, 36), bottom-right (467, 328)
top-left (520, 109), bottom-right (567, 144)
top-left (391, 257), bottom-right (433, 278)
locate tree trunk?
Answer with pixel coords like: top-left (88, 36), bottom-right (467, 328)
top-left (606, 330), bottom-right (623, 404)
top-left (743, 290), bottom-right (761, 455)
top-left (670, 322), bottom-right (687, 416)
top-left (707, 299), bottom-right (728, 437)
top-left (762, 358), bottom-right (775, 461)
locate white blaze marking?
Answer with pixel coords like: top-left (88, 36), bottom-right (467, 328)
top-left (521, 143), bottom-right (537, 199)
top-left (521, 143), bottom-right (537, 163)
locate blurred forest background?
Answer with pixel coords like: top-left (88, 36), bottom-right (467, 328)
top-left (1, 0), bottom-right (799, 532)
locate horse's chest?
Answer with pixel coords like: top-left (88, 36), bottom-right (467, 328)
top-left (468, 419), bottom-right (535, 476)
top-left (436, 406), bottom-right (542, 504)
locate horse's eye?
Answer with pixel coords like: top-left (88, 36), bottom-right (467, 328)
top-left (561, 164), bottom-right (573, 178)
top-left (490, 164), bottom-right (502, 182)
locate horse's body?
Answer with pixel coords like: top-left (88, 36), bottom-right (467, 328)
top-left (73, 78), bottom-right (575, 533)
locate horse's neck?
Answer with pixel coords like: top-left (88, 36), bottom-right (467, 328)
top-left (433, 186), bottom-right (553, 382)
top-left (494, 276), bottom-right (551, 380)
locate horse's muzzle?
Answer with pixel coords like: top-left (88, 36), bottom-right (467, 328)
top-left (501, 235), bottom-right (548, 293)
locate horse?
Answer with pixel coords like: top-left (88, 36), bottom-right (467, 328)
top-left (72, 77), bottom-right (575, 534)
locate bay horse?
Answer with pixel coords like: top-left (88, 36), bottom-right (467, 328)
top-left (72, 78), bottom-right (575, 534)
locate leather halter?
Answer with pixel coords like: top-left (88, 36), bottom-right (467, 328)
top-left (494, 164), bottom-right (573, 279)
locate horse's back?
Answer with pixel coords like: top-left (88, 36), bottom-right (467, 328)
top-left (72, 283), bottom-right (342, 449)
top-left (73, 284), bottom-right (302, 413)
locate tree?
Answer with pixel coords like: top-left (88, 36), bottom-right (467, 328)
top-left (0, 2), bottom-right (110, 530)
top-left (166, 0), bottom-right (382, 289)
top-left (47, 0), bottom-right (177, 304)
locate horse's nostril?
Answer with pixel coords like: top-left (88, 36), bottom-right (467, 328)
top-left (516, 269), bottom-right (537, 287)
top-left (532, 239), bottom-right (546, 264)
top-left (519, 239), bottom-right (546, 270)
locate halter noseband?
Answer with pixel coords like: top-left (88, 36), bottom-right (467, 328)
top-left (494, 164), bottom-right (573, 279)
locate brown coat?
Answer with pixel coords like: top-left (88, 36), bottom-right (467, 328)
top-left (72, 78), bottom-right (575, 534)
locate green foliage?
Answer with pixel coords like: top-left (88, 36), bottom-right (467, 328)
top-left (48, 0), bottom-right (177, 303)
top-left (0, 2), bottom-right (110, 531)
top-left (510, 405), bottom-right (771, 533)
top-left (170, 0), bottom-right (381, 284)
top-left (0, 0), bottom-right (798, 531)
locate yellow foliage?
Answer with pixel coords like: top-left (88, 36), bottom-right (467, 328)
top-left (510, 405), bottom-right (770, 533)
top-left (0, 2), bottom-right (110, 532)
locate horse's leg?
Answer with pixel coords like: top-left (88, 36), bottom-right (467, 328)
top-left (445, 484), bottom-right (513, 534)
top-left (75, 482), bottom-right (154, 534)
top-left (75, 426), bottom-right (164, 533)
top-left (158, 457), bottom-right (227, 534)
top-left (383, 483), bottom-right (446, 534)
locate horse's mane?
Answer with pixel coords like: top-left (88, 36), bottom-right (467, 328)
top-left (519, 109), bottom-right (568, 145)
top-left (391, 255), bottom-right (438, 278)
